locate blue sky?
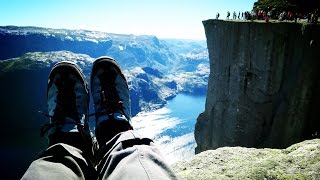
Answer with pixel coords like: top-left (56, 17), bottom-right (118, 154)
top-left (1, 0), bottom-right (256, 39)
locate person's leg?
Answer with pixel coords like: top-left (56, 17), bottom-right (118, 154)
top-left (97, 130), bottom-right (178, 180)
top-left (22, 143), bottom-right (96, 180)
top-left (91, 57), bottom-right (177, 180)
top-left (22, 61), bottom-right (96, 180)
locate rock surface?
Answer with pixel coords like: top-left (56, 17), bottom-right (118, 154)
top-left (173, 138), bottom-right (320, 180)
top-left (195, 20), bottom-right (320, 153)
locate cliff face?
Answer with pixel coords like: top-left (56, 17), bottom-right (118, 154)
top-left (195, 20), bottom-right (320, 153)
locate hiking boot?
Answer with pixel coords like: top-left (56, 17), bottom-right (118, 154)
top-left (41, 61), bottom-right (92, 151)
top-left (90, 57), bottom-right (132, 145)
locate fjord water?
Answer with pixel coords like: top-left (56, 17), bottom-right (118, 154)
top-left (132, 93), bottom-right (206, 163)
top-left (162, 94), bottom-right (206, 137)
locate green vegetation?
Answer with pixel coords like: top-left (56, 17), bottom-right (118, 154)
top-left (253, 0), bottom-right (320, 14)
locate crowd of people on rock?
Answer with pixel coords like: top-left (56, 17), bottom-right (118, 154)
top-left (222, 11), bottom-right (246, 20)
top-left (215, 9), bottom-right (319, 24)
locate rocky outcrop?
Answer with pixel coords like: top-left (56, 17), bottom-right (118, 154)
top-left (173, 138), bottom-right (320, 180)
top-left (125, 66), bottom-right (177, 114)
top-left (195, 20), bottom-right (320, 153)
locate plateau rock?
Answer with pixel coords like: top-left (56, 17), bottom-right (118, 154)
top-left (195, 20), bottom-right (320, 153)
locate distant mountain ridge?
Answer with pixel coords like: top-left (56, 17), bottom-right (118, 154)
top-left (0, 26), bottom-right (208, 73)
top-left (0, 25), bottom-right (209, 115)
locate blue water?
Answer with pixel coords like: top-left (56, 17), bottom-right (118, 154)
top-left (160, 94), bottom-right (206, 137)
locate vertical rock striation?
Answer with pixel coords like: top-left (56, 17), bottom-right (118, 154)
top-left (195, 20), bottom-right (320, 153)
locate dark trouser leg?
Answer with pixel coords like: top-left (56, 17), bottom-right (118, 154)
top-left (22, 61), bottom-right (97, 179)
top-left (21, 143), bottom-right (97, 180)
top-left (97, 130), bottom-right (177, 180)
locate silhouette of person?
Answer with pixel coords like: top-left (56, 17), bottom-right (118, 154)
top-left (312, 9), bottom-right (319, 23)
top-left (22, 57), bottom-right (177, 179)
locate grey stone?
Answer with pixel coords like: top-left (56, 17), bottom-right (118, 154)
top-left (173, 138), bottom-right (320, 180)
top-left (195, 20), bottom-right (320, 153)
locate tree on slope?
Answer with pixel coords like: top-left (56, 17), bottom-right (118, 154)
top-left (253, 0), bottom-right (320, 14)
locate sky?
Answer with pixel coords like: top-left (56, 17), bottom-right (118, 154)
top-left (0, 0), bottom-right (256, 40)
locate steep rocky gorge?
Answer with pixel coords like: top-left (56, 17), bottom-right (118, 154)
top-left (195, 20), bottom-right (320, 153)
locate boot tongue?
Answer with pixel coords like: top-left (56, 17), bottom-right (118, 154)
top-left (96, 112), bottom-right (128, 127)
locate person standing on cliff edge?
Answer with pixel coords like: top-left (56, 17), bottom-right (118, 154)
top-left (21, 57), bottom-right (177, 179)
top-left (312, 9), bottom-right (319, 23)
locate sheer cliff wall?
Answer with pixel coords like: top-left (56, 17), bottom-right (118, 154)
top-left (195, 20), bottom-right (320, 153)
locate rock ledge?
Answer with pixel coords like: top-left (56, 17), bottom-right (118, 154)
top-left (173, 139), bottom-right (320, 179)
